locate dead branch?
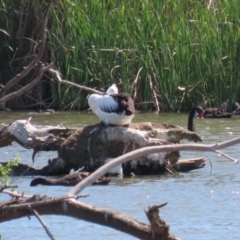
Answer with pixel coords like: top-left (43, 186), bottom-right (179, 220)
top-left (148, 74), bottom-right (160, 112)
top-left (49, 68), bottom-right (103, 94)
top-left (214, 149), bottom-right (236, 162)
top-left (30, 207), bottom-right (56, 240)
top-left (68, 137), bottom-right (240, 196)
top-left (131, 67), bottom-right (143, 102)
top-left (0, 185), bottom-right (18, 192)
top-left (0, 195), bottom-right (178, 240)
top-left (0, 63), bottom-right (53, 105)
top-left (0, 119), bottom-right (77, 158)
top-left (145, 203), bottom-right (177, 240)
top-left (0, 1), bottom-right (53, 105)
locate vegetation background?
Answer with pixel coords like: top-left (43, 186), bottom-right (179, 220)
top-left (0, 0), bottom-right (240, 111)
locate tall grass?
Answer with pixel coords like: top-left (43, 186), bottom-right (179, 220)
top-left (1, 1), bottom-right (240, 111)
top-left (49, 0), bottom-right (240, 111)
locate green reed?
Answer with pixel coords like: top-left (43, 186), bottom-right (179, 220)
top-left (49, 0), bottom-right (240, 111)
top-left (1, 1), bottom-right (240, 111)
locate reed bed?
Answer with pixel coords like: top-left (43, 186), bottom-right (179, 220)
top-left (50, 0), bottom-right (240, 111)
top-left (1, 0), bottom-right (240, 111)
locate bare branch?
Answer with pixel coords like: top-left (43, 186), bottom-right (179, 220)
top-left (0, 1), bottom-right (53, 103)
top-left (0, 198), bottom-right (166, 239)
top-left (131, 67), bottom-right (143, 101)
top-left (0, 185), bottom-right (18, 192)
top-left (68, 137), bottom-right (240, 196)
top-left (30, 207), bottom-right (56, 240)
top-left (2, 189), bottom-right (33, 199)
top-left (214, 150), bottom-right (237, 162)
top-left (0, 63), bottom-right (53, 104)
top-left (148, 74), bottom-right (160, 112)
top-left (49, 68), bottom-right (103, 94)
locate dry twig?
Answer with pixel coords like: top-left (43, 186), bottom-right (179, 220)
top-left (30, 207), bottom-right (56, 240)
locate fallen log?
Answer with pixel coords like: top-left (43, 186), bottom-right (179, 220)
top-left (0, 119), bottom-right (204, 176)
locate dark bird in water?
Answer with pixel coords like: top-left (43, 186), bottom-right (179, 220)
top-left (203, 108), bottom-right (232, 118)
top-left (30, 171), bottom-right (111, 186)
top-left (88, 84), bottom-right (136, 126)
top-left (188, 106), bottom-right (204, 132)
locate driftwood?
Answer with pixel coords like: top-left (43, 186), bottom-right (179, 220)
top-left (173, 157), bottom-right (205, 172)
top-left (0, 119), bottom-right (77, 161)
top-left (0, 119), bottom-right (203, 176)
top-left (0, 190), bottom-right (178, 240)
top-left (145, 203), bottom-right (177, 240)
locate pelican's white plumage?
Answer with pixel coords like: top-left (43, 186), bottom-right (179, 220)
top-left (88, 84), bottom-right (135, 126)
top-left (105, 158), bottom-right (123, 176)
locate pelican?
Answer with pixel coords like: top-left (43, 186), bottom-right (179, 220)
top-left (88, 84), bottom-right (135, 126)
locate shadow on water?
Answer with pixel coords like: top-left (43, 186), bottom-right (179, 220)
top-left (0, 111), bottom-right (240, 240)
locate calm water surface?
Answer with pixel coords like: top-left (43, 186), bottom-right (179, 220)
top-left (0, 111), bottom-right (240, 240)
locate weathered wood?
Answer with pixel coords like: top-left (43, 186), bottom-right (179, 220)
top-left (0, 119), bottom-right (77, 161)
top-left (173, 157), bottom-right (205, 172)
top-left (145, 204), bottom-right (178, 240)
top-left (0, 193), bottom-right (179, 240)
top-left (0, 119), bottom-right (203, 175)
top-left (59, 122), bottom-right (202, 174)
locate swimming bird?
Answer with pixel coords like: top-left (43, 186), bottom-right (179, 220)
top-left (203, 108), bottom-right (232, 118)
top-left (188, 106), bottom-right (204, 132)
top-left (30, 171), bottom-right (111, 186)
top-left (88, 84), bottom-right (136, 126)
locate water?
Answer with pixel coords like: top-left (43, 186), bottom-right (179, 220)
top-left (0, 111), bottom-right (240, 240)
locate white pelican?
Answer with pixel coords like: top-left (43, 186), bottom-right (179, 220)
top-left (88, 84), bottom-right (135, 126)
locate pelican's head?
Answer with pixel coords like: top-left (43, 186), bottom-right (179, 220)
top-left (106, 84), bottom-right (118, 95)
